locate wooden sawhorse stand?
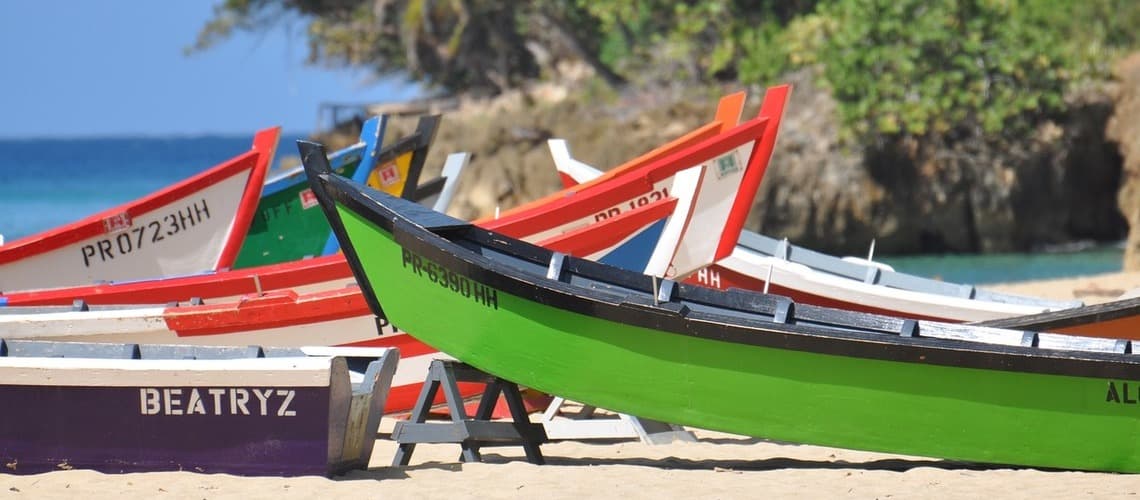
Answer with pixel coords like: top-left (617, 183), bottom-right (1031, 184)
top-left (391, 359), bottom-right (548, 465)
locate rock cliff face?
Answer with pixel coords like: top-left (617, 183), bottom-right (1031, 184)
top-left (1108, 53), bottom-right (1140, 270)
top-left (324, 71), bottom-right (1127, 257)
top-left (750, 71), bottom-right (1124, 256)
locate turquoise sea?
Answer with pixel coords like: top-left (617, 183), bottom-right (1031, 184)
top-left (0, 135), bottom-right (1125, 285)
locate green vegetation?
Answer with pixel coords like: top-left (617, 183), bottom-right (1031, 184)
top-left (191, 0), bottom-right (1140, 142)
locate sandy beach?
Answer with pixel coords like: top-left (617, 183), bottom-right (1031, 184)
top-left (6, 271), bottom-right (1140, 499)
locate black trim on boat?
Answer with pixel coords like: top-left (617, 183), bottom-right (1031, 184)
top-left (299, 140), bottom-right (390, 323)
top-left (314, 151), bottom-right (1140, 380)
top-left (398, 115), bottom-right (442, 200)
top-left (412, 176), bottom-right (446, 202)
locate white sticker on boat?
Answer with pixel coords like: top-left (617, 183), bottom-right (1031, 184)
top-left (713, 150), bottom-right (743, 180)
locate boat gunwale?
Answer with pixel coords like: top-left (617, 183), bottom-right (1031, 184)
top-left (315, 169), bottom-right (1140, 381)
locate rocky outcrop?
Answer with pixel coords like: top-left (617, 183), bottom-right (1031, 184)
top-left (324, 71), bottom-right (1126, 256)
top-left (1108, 53), bottom-right (1140, 270)
top-left (750, 70), bottom-right (1124, 256)
top-left (373, 84), bottom-right (721, 222)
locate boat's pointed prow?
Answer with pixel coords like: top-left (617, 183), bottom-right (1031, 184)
top-left (717, 84), bottom-right (792, 261)
top-left (549, 139), bottom-right (603, 188)
top-left (216, 126), bottom-right (281, 270)
top-left (397, 115), bottom-right (443, 200)
top-left (432, 153), bottom-right (471, 213)
top-left (299, 139), bottom-right (390, 322)
top-left (298, 140), bottom-right (332, 177)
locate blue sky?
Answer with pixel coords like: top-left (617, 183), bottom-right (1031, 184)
top-left (0, 1), bottom-right (421, 138)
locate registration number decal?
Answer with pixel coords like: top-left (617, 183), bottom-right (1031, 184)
top-left (401, 248), bottom-right (498, 309)
top-left (81, 199), bottom-right (211, 267)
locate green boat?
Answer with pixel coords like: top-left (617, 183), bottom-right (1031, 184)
top-left (233, 115), bottom-right (440, 269)
top-left (300, 140), bottom-right (1140, 473)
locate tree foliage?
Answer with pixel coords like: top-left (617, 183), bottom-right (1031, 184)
top-left (189, 0), bottom-right (624, 95)
top-left (191, 0), bottom-right (1140, 140)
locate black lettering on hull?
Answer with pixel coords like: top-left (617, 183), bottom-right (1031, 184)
top-left (401, 249), bottom-right (499, 310)
top-left (80, 199), bottom-right (212, 268)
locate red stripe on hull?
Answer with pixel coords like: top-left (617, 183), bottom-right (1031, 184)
top-left (1054, 316), bottom-right (1140, 340)
top-left (164, 286), bottom-right (370, 336)
top-left (1, 254), bottom-right (353, 306)
top-left (538, 198), bottom-right (677, 257)
top-left (215, 128), bottom-right (281, 269)
top-left (337, 332), bottom-right (445, 358)
top-left (384, 382), bottom-right (485, 415)
top-left (486, 117), bottom-right (769, 238)
top-left (685, 264), bottom-right (954, 323)
top-left (718, 85), bottom-right (791, 260)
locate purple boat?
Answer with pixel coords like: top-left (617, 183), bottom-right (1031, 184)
top-left (0, 341), bottom-right (398, 476)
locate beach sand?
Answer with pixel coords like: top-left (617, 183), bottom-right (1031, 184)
top-left (6, 272), bottom-right (1140, 499)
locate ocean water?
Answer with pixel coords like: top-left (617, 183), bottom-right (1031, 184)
top-left (0, 135), bottom-right (1125, 285)
top-left (879, 245), bottom-right (1124, 285)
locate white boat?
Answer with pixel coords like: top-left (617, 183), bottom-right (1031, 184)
top-left (0, 128), bottom-right (280, 292)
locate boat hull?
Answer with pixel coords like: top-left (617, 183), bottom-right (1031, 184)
top-left (328, 192), bottom-right (1140, 473)
top-left (235, 156), bottom-right (369, 269)
top-left (0, 353), bottom-right (396, 476)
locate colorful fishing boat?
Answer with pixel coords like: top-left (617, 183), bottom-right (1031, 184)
top-left (0, 103), bottom-right (784, 413)
top-left (0, 152), bottom-right (472, 308)
top-left (0, 128), bottom-right (279, 292)
top-left (484, 86), bottom-right (787, 259)
top-left (0, 340), bottom-right (397, 476)
top-left (234, 115), bottom-right (441, 268)
top-left (547, 107), bottom-right (1140, 340)
top-left (553, 150), bottom-right (1078, 316)
top-left (308, 161), bottom-right (1140, 474)
top-left (0, 87), bottom-right (781, 308)
top-left (0, 90), bottom-right (785, 417)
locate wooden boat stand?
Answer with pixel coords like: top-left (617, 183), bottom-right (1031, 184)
top-left (391, 359), bottom-right (548, 466)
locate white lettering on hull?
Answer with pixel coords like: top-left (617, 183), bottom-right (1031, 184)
top-left (139, 387), bottom-right (297, 416)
